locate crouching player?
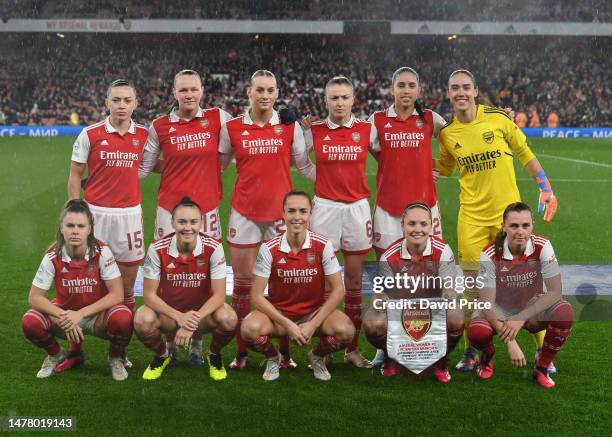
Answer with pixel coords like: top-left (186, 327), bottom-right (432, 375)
top-left (363, 202), bottom-right (463, 382)
top-left (468, 202), bottom-right (573, 388)
top-left (241, 191), bottom-right (354, 381)
top-left (134, 197), bottom-right (237, 381)
top-left (21, 199), bottom-right (133, 381)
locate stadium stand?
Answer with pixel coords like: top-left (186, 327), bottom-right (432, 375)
top-left (1, 0), bottom-right (612, 22)
top-left (1, 33), bottom-right (609, 127)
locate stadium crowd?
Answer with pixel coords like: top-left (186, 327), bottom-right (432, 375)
top-left (2, 0), bottom-right (611, 22)
top-left (0, 33), bottom-right (610, 127)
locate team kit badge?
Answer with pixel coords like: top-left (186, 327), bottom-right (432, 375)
top-left (274, 125), bottom-right (283, 135)
top-left (482, 130), bottom-right (494, 144)
top-left (351, 132), bottom-right (360, 142)
top-left (200, 118), bottom-right (209, 128)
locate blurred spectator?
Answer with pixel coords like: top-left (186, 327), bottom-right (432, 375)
top-left (529, 105), bottom-right (542, 127)
top-left (547, 111), bottom-right (559, 127)
top-left (515, 110), bottom-right (528, 128)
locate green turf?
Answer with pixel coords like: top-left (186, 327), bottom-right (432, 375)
top-left (1, 137), bottom-right (611, 436)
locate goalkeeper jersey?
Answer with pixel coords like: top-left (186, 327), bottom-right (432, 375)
top-left (435, 105), bottom-right (535, 226)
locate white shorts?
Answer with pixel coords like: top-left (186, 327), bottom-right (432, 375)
top-left (373, 203), bottom-right (442, 253)
top-left (310, 196), bottom-right (372, 254)
top-left (155, 206), bottom-right (221, 240)
top-left (89, 203), bottom-right (144, 265)
top-left (227, 208), bottom-right (285, 247)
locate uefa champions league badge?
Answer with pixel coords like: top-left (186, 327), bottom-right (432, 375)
top-left (351, 132), bottom-right (360, 142)
top-left (274, 125), bottom-right (283, 135)
top-left (200, 118), bottom-right (209, 128)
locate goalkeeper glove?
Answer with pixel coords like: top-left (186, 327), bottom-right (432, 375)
top-left (535, 170), bottom-right (557, 222)
top-left (278, 106), bottom-right (297, 125)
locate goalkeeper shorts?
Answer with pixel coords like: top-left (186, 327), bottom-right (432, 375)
top-left (457, 217), bottom-right (501, 271)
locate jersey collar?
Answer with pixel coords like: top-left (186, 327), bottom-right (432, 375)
top-left (386, 105), bottom-right (419, 119)
top-left (502, 236), bottom-right (535, 260)
top-left (279, 230), bottom-right (312, 253)
top-left (243, 109), bottom-right (280, 126)
top-left (169, 107), bottom-right (204, 123)
top-left (61, 246), bottom-right (93, 263)
top-left (168, 234), bottom-right (203, 259)
top-left (105, 117), bottom-right (136, 134)
top-left (401, 237), bottom-right (432, 260)
top-left (325, 115), bottom-right (356, 129)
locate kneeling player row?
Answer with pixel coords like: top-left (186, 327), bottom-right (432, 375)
top-left (22, 196), bottom-right (572, 387)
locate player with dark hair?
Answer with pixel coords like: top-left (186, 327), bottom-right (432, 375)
top-left (302, 76), bottom-right (376, 368)
top-left (435, 69), bottom-right (558, 372)
top-left (369, 67), bottom-right (446, 253)
top-left (65, 79), bottom-right (147, 371)
top-left (134, 197), bottom-right (236, 380)
top-left (241, 191), bottom-right (354, 381)
top-left (469, 202), bottom-right (573, 388)
top-left (363, 201), bottom-right (462, 382)
top-left (139, 69), bottom-right (233, 365)
top-left (21, 199), bottom-right (132, 380)
top-left (367, 66), bottom-right (447, 366)
top-left (218, 70), bottom-right (315, 370)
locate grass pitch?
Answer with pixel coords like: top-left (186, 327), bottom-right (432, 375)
top-left (0, 137), bottom-right (611, 436)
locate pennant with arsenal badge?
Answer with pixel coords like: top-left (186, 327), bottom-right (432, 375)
top-left (386, 298), bottom-right (447, 374)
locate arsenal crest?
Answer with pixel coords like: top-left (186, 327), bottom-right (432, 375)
top-left (197, 259), bottom-right (205, 267)
top-left (416, 119), bottom-right (424, 129)
top-left (274, 126), bottom-right (283, 135)
top-left (402, 306), bottom-right (432, 341)
top-left (351, 132), bottom-right (360, 142)
top-left (482, 130), bottom-right (494, 144)
top-left (306, 252), bottom-right (316, 263)
top-left (200, 118), bottom-right (209, 128)
top-left (132, 138), bottom-right (140, 148)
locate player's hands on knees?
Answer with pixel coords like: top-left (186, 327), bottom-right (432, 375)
top-left (286, 321), bottom-right (308, 346)
top-left (58, 310), bottom-right (83, 331)
top-left (506, 340), bottom-right (526, 368)
top-left (499, 319), bottom-right (522, 344)
top-left (298, 320), bottom-right (317, 344)
top-left (175, 328), bottom-right (194, 348)
top-left (65, 325), bottom-right (84, 344)
top-left (176, 310), bottom-right (200, 331)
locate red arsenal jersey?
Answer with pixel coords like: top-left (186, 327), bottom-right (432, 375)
top-left (306, 116), bottom-right (374, 203)
top-left (143, 233), bottom-right (226, 312)
top-left (147, 107), bottom-right (230, 212)
top-left (370, 107), bottom-right (440, 215)
top-left (253, 231), bottom-right (341, 319)
top-left (72, 118), bottom-right (148, 208)
top-left (32, 241), bottom-right (121, 311)
top-left (219, 110), bottom-right (306, 222)
top-left (480, 233), bottom-right (560, 312)
top-left (379, 236), bottom-right (456, 299)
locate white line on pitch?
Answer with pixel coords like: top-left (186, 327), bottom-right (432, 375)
top-left (538, 153), bottom-right (612, 169)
